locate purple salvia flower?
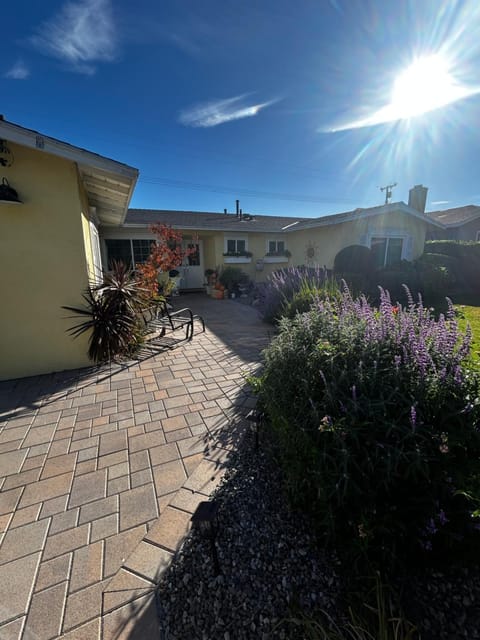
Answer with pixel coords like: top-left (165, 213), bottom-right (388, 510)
top-left (438, 510), bottom-right (448, 526)
top-left (410, 406), bottom-right (417, 431)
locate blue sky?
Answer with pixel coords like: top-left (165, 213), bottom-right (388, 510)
top-left (2, 0), bottom-right (480, 217)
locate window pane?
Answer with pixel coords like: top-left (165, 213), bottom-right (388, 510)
top-left (371, 237), bottom-right (387, 268)
top-left (277, 241), bottom-right (285, 253)
top-left (227, 239), bottom-right (236, 252)
top-left (268, 241), bottom-right (276, 253)
top-left (187, 243), bottom-right (200, 266)
top-left (237, 239), bottom-right (246, 252)
top-left (386, 238), bottom-right (403, 265)
top-left (132, 239), bottom-right (153, 264)
top-left (105, 239), bottom-right (132, 269)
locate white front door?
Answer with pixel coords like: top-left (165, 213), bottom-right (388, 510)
top-left (180, 239), bottom-right (203, 289)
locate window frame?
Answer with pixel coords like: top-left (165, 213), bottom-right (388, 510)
top-left (266, 238), bottom-right (286, 255)
top-left (370, 236), bottom-right (405, 267)
top-left (223, 235), bottom-right (249, 255)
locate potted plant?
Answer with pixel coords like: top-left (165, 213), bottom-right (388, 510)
top-left (219, 266), bottom-right (246, 298)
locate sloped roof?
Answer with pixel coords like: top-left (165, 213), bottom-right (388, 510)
top-left (125, 209), bottom-right (309, 232)
top-left (0, 118), bottom-right (138, 225)
top-left (125, 201), bottom-right (442, 233)
top-left (426, 205), bottom-right (480, 227)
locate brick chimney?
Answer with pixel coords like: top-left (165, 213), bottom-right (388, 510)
top-left (408, 185), bottom-right (428, 213)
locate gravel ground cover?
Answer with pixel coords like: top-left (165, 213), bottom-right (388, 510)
top-left (404, 568), bottom-right (480, 639)
top-left (156, 433), bottom-right (340, 639)
top-left (155, 431), bottom-right (480, 640)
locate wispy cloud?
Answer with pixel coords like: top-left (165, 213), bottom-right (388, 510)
top-left (179, 95), bottom-right (276, 128)
top-left (4, 59), bottom-right (29, 80)
top-left (31, 0), bottom-right (117, 74)
top-left (431, 200), bottom-right (451, 205)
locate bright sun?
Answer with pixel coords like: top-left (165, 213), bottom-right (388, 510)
top-left (329, 53), bottom-right (480, 131)
top-left (390, 55), bottom-right (460, 118)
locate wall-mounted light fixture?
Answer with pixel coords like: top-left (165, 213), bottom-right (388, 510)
top-left (0, 178), bottom-right (22, 204)
top-left (0, 140), bottom-right (14, 167)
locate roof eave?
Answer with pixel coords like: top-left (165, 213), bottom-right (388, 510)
top-left (0, 119), bottom-right (139, 226)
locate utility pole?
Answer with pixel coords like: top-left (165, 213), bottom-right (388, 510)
top-left (380, 182), bottom-right (397, 205)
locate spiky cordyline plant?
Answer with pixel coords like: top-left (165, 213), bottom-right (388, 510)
top-left (63, 260), bottom-right (148, 363)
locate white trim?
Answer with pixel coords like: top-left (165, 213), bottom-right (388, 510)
top-left (265, 237), bottom-right (287, 254)
top-left (0, 119), bottom-right (138, 179)
top-left (263, 256), bottom-right (289, 263)
top-left (224, 256), bottom-right (252, 264)
top-left (89, 221), bottom-right (103, 285)
top-left (368, 232), bottom-right (407, 266)
top-left (366, 228), bottom-right (409, 258)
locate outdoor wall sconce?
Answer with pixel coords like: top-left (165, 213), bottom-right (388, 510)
top-left (0, 178), bottom-right (22, 204)
top-left (0, 140), bottom-right (14, 167)
top-left (191, 500), bottom-right (221, 575)
top-left (246, 409), bottom-right (263, 451)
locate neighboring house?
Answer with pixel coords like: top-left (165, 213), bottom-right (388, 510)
top-left (426, 205), bottom-right (480, 241)
top-left (102, 185), bottom-right (440, 289)
top-left (0, 118), bottom-right (138, 381)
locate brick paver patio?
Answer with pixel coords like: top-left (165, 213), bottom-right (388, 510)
top-left (0, 294), bottom-right (271, 639)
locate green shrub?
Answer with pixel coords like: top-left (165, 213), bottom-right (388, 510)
top-left (257, 266), bottom-right (330, 324)
top-left (283, 279), bottom-right (340, 319)
top-left (334, 245), bottom-right (375, 275)
top-left (257, 286), bottom-right (480, 574)
top-left (370, 263), bottom-right (419, 303)
top-left (218, 266), bottom-right (247, 290)
top-left (424, 241), bottom-right (480, 295)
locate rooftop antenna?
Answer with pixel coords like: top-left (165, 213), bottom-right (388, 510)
top-left (380, 182), bottom-right (397, 205)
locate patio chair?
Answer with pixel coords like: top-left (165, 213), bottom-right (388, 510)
top-left (144, 299), bottom-right (205, 341)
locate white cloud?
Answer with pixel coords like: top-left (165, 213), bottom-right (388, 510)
top-left (4, 60), bottom-right (29, 80)
top-left (179, 95), bottom-right (276, 128)
top-left (31, 0), bottom-right (117, 74)
top-left (431, 200), bottom-right (451, 205)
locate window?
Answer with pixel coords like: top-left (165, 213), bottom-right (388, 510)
top-left (226, 238), bottom-right (246, 253)
top-left (89, 222), bottom-right (103, 284)
top-left (132, 239), bottom-right (153, 265)
top-left (105, 239), bottom-right (132, 269)
top-left (371, 237), bottom-right (403, 268)
top-left (186, 243), bottom-right (200, 266)
top-left (268, 240), bottom-right (285, 254)
top-left (476, 231), bottom-right (480, 242)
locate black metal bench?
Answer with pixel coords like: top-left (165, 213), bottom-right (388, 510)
top-left (143, 299), bottom-right (205, 341)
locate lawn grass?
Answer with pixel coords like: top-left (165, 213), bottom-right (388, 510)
top-left (455, 304), bottom-right (480, 367)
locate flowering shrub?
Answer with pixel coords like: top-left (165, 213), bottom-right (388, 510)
top-left (136, 224), bottom-right (197, 299)
top-left (257, 285), bottom-right (480, 573)
top-left (256, 265), bottom-right (332, 323)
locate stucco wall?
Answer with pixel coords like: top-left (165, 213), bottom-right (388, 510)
top-left (0, 143), bottom-right (91, 380)
top-left (102, 209), bottom-right (427, 291)
top-left (287, 211), bottom-right (427, 269)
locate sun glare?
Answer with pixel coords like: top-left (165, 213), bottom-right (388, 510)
top-left (391, 55), bottom-right (461, 118)
top-left (329, 54), bottom-right (480, 132)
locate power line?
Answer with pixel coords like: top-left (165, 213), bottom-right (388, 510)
top-left (138, 176), bottom-right (358, 205)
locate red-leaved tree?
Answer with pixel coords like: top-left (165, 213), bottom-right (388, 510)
top-left (136, 224), bottom-right (197, 299)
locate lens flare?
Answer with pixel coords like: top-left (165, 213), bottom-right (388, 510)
top-left (328, 54), bottom-right (480, 132)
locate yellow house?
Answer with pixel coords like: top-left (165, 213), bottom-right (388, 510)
top-left (102, 187), bottom-right (440, 290)
top-left (0, 118), bottom-right (138, 381)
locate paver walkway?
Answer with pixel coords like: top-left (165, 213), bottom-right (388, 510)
top-left (0, 294), bottom-right (271, 639)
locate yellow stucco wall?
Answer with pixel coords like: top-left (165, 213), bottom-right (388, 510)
top-left (286, 211), bottom-right (427, 269)
top-left (101, 210), bottom-right (427, 290)
top-left (0, 143), bottom-right (92, 381)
